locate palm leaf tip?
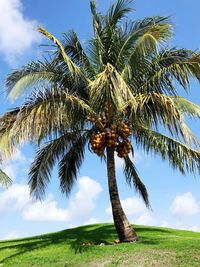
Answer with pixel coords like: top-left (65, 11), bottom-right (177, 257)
top-left (108, 0), bottom-right (134, 21)
top-left (171, 96), bottom-right (200, 119)
top-left (0, 169), bottom-right (12, 188)
top-left (37, 27), bottom-right (86, 80)
top-left (124, 156), bottom-right (150, 208)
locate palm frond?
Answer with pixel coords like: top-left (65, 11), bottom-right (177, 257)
top-left (0, 89), bottom-right (94, 154)
top-left (58, 133), bottom-right (87, 196)
top-left (0, 108), bottom-right (20, 157)
top-left (0, 169), bottom-right (12, 188)
top-left (89, 1), bottom-right (105, 70)
top-left (6, 61), bottom-right (60, 100)
top-left (106, 0), bottom-right (134, 28)
top-left (135, 49), bottom-right (200, 94)
top-left (117, 17), bottom-right (170, 61)
top-left (61, 30), bottom-right (94, 75)
top-left (89, 63), bottom-right (137, 115)
top-left (133, 126), bottom-right (200, 175)
top-left (38, 27), bottom-right (89, 83)
top-left (13, 88), bottom-right (93, 140)
top-left (28, 133), bottom-right (75, 199)
top-left (170, 96), bottom-right (200, 119)
top-left (90, 0), bottom-right (103, 35)
top-left (135, 93), bottom-right (198, 145)
top-left (116, 17), bottom-right (171, 73)
top-left (90, 1), bottom-right (134, 69)
top-left (124, 156), bottom-right (150, 207)
top-left (135, 24), bottom-right (171, 53)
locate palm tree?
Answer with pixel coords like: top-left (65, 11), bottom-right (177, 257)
top-left (0, 0), bottom-right (200, 242)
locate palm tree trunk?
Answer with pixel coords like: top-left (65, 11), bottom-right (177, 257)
top-left (106, 146), bottom-right (138, 242)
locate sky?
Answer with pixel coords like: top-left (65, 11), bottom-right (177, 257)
top-left (0, 0), bottom-right (200, 240)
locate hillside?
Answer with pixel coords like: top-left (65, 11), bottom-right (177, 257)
top-left (0, 223), bottom-right (200, 266)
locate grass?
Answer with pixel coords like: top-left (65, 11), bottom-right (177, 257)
top-left (0, 223), bottom-right (200, 266)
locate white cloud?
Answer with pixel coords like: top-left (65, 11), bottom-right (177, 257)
top-left (135, 212), bottom-right (156, 226)
top-left (189, 225), bottom-right (200, 232)
top-left (24, 176), bottom-right (102, 222)
top-left (66, 176), bottom-right (102, 221)
top-left (2, 231), bottom-right (20, 240)
top-left (1, 231), bottom-right (29, 240)
top-left (23, 194), bottom-right (70, 222)
top-left (106, 196), bottom-right (146, 217)
top-left (83, 218), bottom-right (100, 225)
top-left (169, 192), bottom-right (199, 217)
top-left (0, 184), bottom-right (30, 211)
top-left (0, 176), bottom-right (102, 223)
top-left (160, 220), bottom-right (169, 228)
top-left (1, 149), bottom-right (32, 180)
top-left (0, 0), bottom-right (41, 65)
top-left (121, 197), bottom-right (147, 215)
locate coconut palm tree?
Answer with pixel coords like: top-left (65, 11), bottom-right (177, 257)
top-left (0, 0), bottom-right (200, 242)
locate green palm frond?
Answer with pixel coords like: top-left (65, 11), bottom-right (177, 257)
top-left (58, 133), bottom-right (87, 196)
top-left (90, 0), bottom-right (134, 69)
top-left (124, 156), bottom-right (150, 207)
top-left (89, 1), bottom-right (105, 70)
top-left (106, 0), bottom-right (133, 28)
top-left (28, 133), bottom-right (75, 199)
top-left (0, 169), bottom-right (12, 188)
top-left (90, 0), bottom-right (103, 34)
top-left (134, 23), bottom-right (171, 54)
top-left (170, 96), bottom-right (200, 119)
top-left (9, 72), bottom-right (55, 101)
top-left (117, 16), bottom-right (170, 64)
top-left (135, 49), bottom-right (200, 94)
top-left (61, 30), bottom-right (94, 75)
top-left (38, 27), bottom-right (89, 83)
top-left (121, 18), bottom-right (172, 77)
top-left (6, 61), bottom-right (59, 100)
top-left (133, 127), bottom-right (200, 175)
top-left (135, 93), bottom-right (198, 145)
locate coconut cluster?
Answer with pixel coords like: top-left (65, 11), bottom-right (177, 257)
top-left (90, 122), bottom-right (132, 158)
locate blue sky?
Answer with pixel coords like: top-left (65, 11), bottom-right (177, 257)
top-left (0, 0), bottom-right (200, 240)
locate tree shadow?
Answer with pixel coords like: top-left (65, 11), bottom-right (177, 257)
top-left (0, 223), bottom-right (167, 264)
top-left (0, 224), bottom-right (116, 263)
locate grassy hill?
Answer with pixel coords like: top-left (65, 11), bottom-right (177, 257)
top-left (0, 223), bottom-right (200, 267)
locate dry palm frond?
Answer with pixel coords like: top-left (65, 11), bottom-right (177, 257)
top-left (89, 63), bottom-right (137, 115)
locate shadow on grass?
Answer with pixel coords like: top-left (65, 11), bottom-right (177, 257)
top-left (0, 223), bottom-right (167, 264)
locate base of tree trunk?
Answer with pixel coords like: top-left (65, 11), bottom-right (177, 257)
top-left (120, 236), bottom-right (139, 242)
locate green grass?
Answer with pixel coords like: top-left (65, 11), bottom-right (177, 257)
top-left (0, 223), bottom-right (200, 266)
